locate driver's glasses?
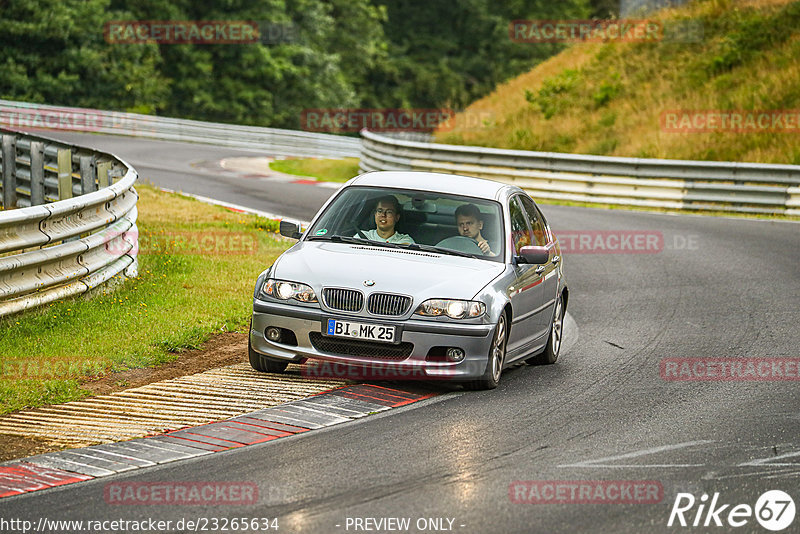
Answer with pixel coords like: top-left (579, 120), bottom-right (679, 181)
top-left (375, 208), bottom-right (396, 217)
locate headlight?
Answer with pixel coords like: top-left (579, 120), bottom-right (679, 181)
top-left (262, 279), bottom-right (317, 303)
top-left (415, 299), bottom-right (486, 319)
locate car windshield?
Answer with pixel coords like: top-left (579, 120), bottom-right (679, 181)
top-left (306, 186), bottom-right (505, 262)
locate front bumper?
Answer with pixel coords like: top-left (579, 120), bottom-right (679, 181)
top-left (250, 299), bottom-right (495, 380)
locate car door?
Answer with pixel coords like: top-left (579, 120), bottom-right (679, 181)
top-left (519, 196), bottom-right (560, 332)
top-left (505, 195), bottom-right (550, 356)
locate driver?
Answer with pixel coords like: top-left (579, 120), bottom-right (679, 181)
top-left (356, 195), bottom-right (415, 244)
top-left (455, 203), bottom-right (494, 255)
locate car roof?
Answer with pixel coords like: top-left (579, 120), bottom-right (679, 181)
top-left (348, 171), bottom-right (517, 200)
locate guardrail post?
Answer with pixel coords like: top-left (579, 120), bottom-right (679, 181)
top-left (2, 134), bottom-right (17, 209)
top-left (80, 155), bottom-right (97, 194)
top-left (97, 161), bottom-right (111, 189)
top-left (29, 141), bottom-right (45, 206)
top-left (57, 148), bottom-right (73, 200)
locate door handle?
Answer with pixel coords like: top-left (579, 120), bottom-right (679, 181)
top-left (551, 255), bottom-right (560, 265)
top-left (535, 265), bottom-right (546, 275)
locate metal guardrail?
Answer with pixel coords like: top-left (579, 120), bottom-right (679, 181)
top-left (359, 130), bottom-right (800, 216)
top-left (0, 99), bottom-right (360, 159)
top-left (0, 128), bottom-right (138, 318)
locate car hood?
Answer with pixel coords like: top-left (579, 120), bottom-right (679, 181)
top-left (272, 241), bottom-right (504, 300)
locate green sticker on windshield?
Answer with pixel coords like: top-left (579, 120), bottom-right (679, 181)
top-left (315, 229), bottom-right (328, 236)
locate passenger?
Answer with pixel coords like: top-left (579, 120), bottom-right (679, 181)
top-left (357, 195), bottom-right (415, 244)
top-left (455, 203), bottom-right (494, 255)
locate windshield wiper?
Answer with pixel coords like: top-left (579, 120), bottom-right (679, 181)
top-left (307, 234), bottom-right (383, 247)
top-left (403, 242), bottom-right (475, 258)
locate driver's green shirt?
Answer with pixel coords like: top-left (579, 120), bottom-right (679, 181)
top-left (356, 229), bottom-right (415, 244)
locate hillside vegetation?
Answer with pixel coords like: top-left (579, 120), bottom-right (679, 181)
top-left (437, 0), bottom-right (800, 164)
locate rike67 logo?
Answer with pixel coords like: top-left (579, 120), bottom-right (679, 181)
top-left (668, 490), bottom-right (795, 531)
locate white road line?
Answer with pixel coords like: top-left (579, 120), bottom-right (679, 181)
top-left (317, 181), bottom-right (342, 189)
top-left (708, 467), bottom-right (800, 480)
top-left (738, 450), bottom-right (800, 467)
top-left (558, 440), bottom-right (714, 468)
top-left (157, 188), bottom-right (307, 223)
top-left (762, 470), bottom-right (800, 479)
top-left (562, 464), bottom-right (708, 468)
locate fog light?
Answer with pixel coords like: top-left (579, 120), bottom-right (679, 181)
top-left (446, 348), bottom-right (465, 362)
top-left (265, 327), bottom-right (282, 342)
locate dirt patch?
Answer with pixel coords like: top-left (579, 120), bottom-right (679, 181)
top-left (0, 435), bottom-right (73, 464)
top-left (0, 332), bottom-right (248, 464)
top-left (80, 332), bottom-right (248, 396)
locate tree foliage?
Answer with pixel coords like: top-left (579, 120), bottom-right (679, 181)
top-left (0, 0), bottom-right (591, 128)
top-left (0, 0), bottom-right (167, 113)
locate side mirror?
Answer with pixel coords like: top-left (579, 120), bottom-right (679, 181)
top-left (279, 219), bottom-right (303, 240)
top-left (518, 245), bottom-right (549, 264)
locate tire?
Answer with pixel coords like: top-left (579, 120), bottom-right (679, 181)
top-left (528, 294), bottom-right (564, 366)
top-left (248, 324), bottom-right (289, 373)
top-left (464, 313), bottom-right (508, 390)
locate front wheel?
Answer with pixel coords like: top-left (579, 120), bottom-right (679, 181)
top-left (528, 294), bottom-right (564, 366)
top-left (464, 313), bottom-right (507, 390)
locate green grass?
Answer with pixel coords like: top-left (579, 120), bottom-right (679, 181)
top-left (0, 184), bottom-right (291, 414)
top-left (269, 157), bottom-right (360, 183)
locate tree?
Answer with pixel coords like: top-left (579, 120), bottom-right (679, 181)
top-left (0, 0), bottom-right (167, 112)
top-left (1, 0), bottom-right (594, 128)
top-left (368, 0), bottom-right (591, 109)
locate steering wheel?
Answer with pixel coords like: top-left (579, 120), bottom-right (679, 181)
top-left (337, 223), bottom-right (367, 239)
top-left (435, 235), bottom-right (484, 255)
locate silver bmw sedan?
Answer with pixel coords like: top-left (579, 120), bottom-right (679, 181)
top-left (249, 171), bottom-right (568, 389)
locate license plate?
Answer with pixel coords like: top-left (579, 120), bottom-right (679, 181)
top-left (326, 318), bottom-right (396, 343)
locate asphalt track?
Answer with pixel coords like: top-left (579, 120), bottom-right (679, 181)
top-left (1, 133), bottom-right (799, 533)
top-left (43, 132), bottom-right (335, 221)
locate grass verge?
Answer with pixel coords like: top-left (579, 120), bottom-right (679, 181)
top-left (269, 157), bottom-right (360, 183)
top-left (0, 184), bottom-right (292, 415)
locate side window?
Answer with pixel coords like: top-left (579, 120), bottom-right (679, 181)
top-left (509, 197), bottom-right (531, 255)
top-left (534, 204), bottom-right (551, 243)
top-left (520, 196), bottom-right (548, 246)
